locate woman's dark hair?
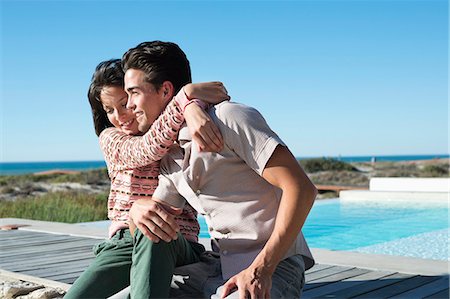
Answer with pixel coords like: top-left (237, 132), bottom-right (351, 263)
top-left (122, 41), bottom-right (192, 94)
top-left (88, 59), bottom-right (124, 136)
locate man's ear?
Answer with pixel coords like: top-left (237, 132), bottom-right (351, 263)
top-left (161, 81), bottom-right (175, 102)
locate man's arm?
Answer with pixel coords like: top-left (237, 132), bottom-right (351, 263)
top-left (129, 153), bottom-right (187, 243)
top-left (221, 145), bottom-right (317, 299)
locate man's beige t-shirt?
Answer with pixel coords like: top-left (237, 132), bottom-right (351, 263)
top-left (153, 102), bottom-right (314, 279)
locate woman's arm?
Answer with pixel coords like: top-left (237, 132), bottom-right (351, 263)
top-left (99, 98), bottom-right (183, 171)
top-left (100, 82), bottom-right (229, 170)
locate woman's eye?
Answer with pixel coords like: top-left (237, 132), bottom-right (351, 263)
top-left (105, 109), bottom-right (113, 114)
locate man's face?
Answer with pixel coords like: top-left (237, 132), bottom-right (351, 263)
top-left (124, 69), bottom-right (169, 133)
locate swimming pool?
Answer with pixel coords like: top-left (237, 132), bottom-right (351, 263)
top-left (198, 198), bottom-right (449, 260)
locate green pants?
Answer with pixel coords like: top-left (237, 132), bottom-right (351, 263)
top-left (64, 229), bottom-right (204, 299)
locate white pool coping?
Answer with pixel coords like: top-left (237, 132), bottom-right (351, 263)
top-left (340, 190), bottom-right (449, 203)
top-left (1, 218), bottom-right (449, 276)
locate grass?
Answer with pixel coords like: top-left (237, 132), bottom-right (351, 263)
top-left (0, 191), bottom-right (108, 223)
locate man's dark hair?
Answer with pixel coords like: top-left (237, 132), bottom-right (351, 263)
top-left (122, 41), bottom-right (192, 93)
top-left (87, 59), bottom-right (124, 136)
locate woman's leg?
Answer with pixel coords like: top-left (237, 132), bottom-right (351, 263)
top-left (64, 229), bottom-right (133, 299)
top-left (130, 230), bottom-right (204, 299)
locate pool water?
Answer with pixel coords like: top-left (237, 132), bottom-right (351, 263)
top-left (302, 198), bottom-right (448, 250)
top-left (198, 198), bottom-right (448, 252)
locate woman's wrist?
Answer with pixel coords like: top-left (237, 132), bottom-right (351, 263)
top-left (174, 86), bottom-right (208, 112)
top-left (174, 87), bottom-right (191, 112)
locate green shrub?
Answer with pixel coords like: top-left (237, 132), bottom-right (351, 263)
top-left (299, 158), bottom-right (357, 173)
top-left (421, 164), bottom-right (449, 177)
top-left (0, 191), bottom-right (108, 223)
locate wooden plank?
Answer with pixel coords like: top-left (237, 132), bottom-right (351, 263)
top-left (306, 266), bottom-right (353, 283)
top-left (0, 232), bottom-right (55, 241)
top-left (0, 251), bottom-right (94, 269)
top-left (0, 230), bottom-right (45, 236)
top-left (0, 239), bottom-right (98, 258)
top-left (303, 270), bottom-right (395, 298)
top-left (38, 268), bottom-right (89, 283)
top-left (0, 248), bottom-right (94, 266)
top-left (20, 259), bottom-right (92, 277)
top-left (0, 230), bottom-right (64, 238)
top-left (424, 288), bottom-right (450, 299)
top-left (0, 235), bottom-right (89, 249)
top-left (305, 264), bottom-right (335, 274)
top-left (59, 277), bottom-right (79, 284)
top-left (0, 237), bottom-right (98, 253)
top-left (303, 267), bottom-right (370, 292)
top-left (357, 275), bottom-right (441, 298)
top-left (6, 255), bottom-right (94, 272)
top-left (0, 231), bottom-right (89, 241)
top-left (53, 274), bottom-right (82, 284)
top-left (323, 273), bottom-right (414, 298)
top-left (390, 276), bottom-right (450, 298)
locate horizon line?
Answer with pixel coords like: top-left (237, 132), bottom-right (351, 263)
top-left (1, 153), bottom-right (449, 164)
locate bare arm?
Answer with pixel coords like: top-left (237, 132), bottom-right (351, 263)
top-left (221, 145), bottom-right (317, 299)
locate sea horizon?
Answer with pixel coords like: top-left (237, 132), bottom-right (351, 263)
top-left (1, 154), bottom-right (448, 176)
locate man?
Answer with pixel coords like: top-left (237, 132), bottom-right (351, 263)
top-left (124, 41), bottom-right (317, 298)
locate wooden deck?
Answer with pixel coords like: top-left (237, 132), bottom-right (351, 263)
top-left (1, 230), bottom-right (448, 298)
top-left (315, 184), bottom-right (368, 194)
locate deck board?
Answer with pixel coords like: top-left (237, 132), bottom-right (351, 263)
top-left (424, 288), bottom-right (450, 299)
top-left (390, 276), bottom-right (450, 298)
top-left (357, 275), bottom-right (442, 298)
top-left (302, 270), bottom-right (396, 298)
top-left (1, 229), bottom-right (448, 297)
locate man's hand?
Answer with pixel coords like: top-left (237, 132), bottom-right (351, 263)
top-left (184, 104), bottom-right (223, 152)
top-left (129, 199), bottom-right (181, 243)
top-left (221, 266), bottom-right (272, 299)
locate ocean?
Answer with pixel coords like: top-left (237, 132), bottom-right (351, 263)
top-left (1, 154), bottom-right (448, 176)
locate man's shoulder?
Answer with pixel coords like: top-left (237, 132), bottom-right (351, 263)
top-left (210, 101), bottom-right (264, 125)
top-left (212, 101), bottom-right (255, 114)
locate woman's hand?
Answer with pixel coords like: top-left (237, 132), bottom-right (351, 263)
top-left (184, 82), bottom-right (230, 104)
top-left (184, 104), bottom-right (223, 152)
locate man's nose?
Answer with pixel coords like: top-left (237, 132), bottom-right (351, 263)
top-left (126, 96), bottom-right (135, 111)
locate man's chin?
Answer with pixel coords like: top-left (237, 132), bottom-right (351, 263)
top-left (138, 122), bottom-right (151, 133)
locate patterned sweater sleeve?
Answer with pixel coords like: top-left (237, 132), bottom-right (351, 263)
top-left (99, 98), bottom-right (184, 171)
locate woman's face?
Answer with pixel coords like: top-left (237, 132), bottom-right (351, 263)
top-left (100, 86), bottom-right (140, 135)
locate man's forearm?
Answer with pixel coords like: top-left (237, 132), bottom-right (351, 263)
top-left (254, 145), bottom-right (317, 274)
top-left (250, 182), bottom-right (316, 274)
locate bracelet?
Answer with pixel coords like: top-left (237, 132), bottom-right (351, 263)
top-left (174, 87), bottom-right (208, 112)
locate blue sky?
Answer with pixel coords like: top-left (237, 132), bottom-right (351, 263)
top-left (1, 0), bottom-right (448, 162)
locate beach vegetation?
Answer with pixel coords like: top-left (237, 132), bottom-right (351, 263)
top-left (421, 164), bottom-right (449, 177)
top-left (299, 158), bottom-right (358, 173)
top-left (0, 168), bottom-right (109, 186)
top-left (308, 170), bottom-right (369, 187)
top-left (0, 191), bottom-right (108, 223)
